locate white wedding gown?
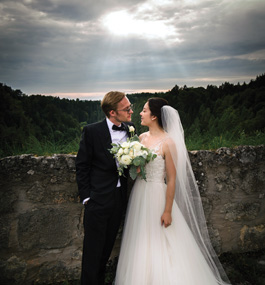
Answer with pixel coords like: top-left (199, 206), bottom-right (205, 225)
top-left (115, 141), bottom-right (223, 285)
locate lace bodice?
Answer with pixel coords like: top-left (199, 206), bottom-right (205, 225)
top-left (141, 136), bottom-right (167, 183)
top-left (145, 155), bottom-right (166, 183)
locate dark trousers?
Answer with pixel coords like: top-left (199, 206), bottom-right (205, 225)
top-left (81, 187), bottom-right (124, 285)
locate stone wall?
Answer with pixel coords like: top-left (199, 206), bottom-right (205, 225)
top-left (0, 145), bottom-right (264, 284)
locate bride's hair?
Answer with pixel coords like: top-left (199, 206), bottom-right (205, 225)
top-left (148, 97), bottom-right (168, 128)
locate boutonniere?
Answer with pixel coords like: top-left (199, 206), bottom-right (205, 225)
top-left (128, 126), bottom-right (135, 138)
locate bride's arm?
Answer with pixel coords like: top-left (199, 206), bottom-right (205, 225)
top-left (161, 140), bottom-right (176, 228)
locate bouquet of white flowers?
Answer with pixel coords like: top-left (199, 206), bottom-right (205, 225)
top-left (109, 126), bottom-right (157, 180)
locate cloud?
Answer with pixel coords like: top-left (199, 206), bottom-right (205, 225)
top-left (0, 0), bottom-right (264, 97)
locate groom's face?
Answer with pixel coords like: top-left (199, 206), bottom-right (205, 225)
top-left (111, 96), bottom-right (133, 124)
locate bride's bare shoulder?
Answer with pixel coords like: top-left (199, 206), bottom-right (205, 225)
top-left (164, 136), bottom-right (175, 145)
top-left (139, 131), bottom-right (149, 142)
top-left (163, 136), bottom-right (176, 152)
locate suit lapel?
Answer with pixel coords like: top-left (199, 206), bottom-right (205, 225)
top-left (98, 120), bottom-right (134, 166)
top-left (98, 119), bottom-right (116, 164)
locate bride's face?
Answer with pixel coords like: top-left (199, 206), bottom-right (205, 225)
top-left (140, 102), bottom-right (154, 126)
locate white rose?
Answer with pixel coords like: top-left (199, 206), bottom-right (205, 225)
top-left (132, 141), bottom-right (142, 152)
top-left (120, 155), bottom-right (132, 165)
top-left (118, 148), bottom-right (124, 155)
top-left (121, 142), bottom-right (130, 148)
top-left (135, 149), bottom-right (148, 158)
top-left (129, 149), bottom-right (135, 158)
top-left (129, 126), bottom-right (135, 133)
top-left (123, 148), bottom-right (129, 154)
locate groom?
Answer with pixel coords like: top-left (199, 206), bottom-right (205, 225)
top-left (76, 91), bottom-right (135, 285)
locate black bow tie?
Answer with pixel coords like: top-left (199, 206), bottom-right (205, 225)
top-left (112, 124), bottom-right (126, 131)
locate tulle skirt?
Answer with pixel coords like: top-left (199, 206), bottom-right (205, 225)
top-left (115, 178), bottom-right (220, 285)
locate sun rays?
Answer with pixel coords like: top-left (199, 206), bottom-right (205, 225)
top-left (102, 9), bottom-right (180, 42)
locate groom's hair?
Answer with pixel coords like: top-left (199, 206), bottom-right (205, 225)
top-left (101, 91), bottom-right (126, 117)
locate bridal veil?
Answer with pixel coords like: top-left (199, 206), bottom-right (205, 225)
top-left (161, 106), bottom-right (231, 285)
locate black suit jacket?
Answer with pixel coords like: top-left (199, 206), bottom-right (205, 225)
top-left (75, 119), bottom-right (135, 205)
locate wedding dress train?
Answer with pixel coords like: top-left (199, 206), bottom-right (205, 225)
top-left (115, 142), bottom-right (229, 284)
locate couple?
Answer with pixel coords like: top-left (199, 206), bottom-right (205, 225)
top-left (76, 91), bottom-right (231, 285)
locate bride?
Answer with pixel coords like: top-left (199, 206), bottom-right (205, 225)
top-left (115, 98), bottom-right (231, 284)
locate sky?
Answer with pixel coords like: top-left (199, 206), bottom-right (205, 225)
top-left (1, 0), bottom-right (265, 100)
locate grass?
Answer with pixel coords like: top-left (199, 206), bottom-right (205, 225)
top-left (185, 130), bottom-right (265, 151)
top-left (0, 136), bottom-right (80, 158)
top-left (0, 131), bottom-right (264, 158)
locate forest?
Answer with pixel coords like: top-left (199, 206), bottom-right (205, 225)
top-left (0, 74), bottom-right (265, 158)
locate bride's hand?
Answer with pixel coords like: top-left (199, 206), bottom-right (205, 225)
top-left (161, 212), bottom-right (172, 228)
top-left (136, 166), bottom-right (141, 173)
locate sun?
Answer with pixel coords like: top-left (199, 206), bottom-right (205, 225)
top-left (102, 10), bottom-right (177, 40)
top-left (103, 10), bottom-right (133, 36)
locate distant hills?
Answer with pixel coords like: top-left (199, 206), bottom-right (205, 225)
top-left (1, 74), bottom-right (265, 157)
